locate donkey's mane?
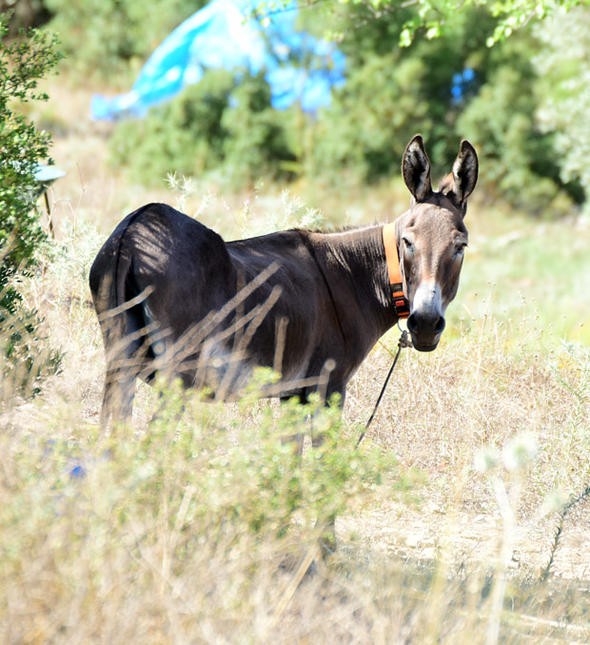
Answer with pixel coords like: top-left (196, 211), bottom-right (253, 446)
top-left (292, 222), bottom-right (384, 235)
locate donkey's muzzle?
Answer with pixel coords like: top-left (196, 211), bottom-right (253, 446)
top-left (407, 311), bottom-right (446, 352)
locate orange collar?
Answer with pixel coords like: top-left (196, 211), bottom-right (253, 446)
top-left (382, 223), bottom-right (410, 319)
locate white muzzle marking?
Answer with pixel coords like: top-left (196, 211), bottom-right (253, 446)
top-left (412, 280), bottom-right (444, 316)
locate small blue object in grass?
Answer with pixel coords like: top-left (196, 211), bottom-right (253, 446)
top-left (70, 464), bottom-right (86, 479)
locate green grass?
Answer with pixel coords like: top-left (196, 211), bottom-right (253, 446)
top-left (449, 205), bottom-right (590, 345)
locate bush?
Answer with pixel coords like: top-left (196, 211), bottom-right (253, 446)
top-left (110, 69), bottom-right (235, 182)
top-left (309, 53), bottom-right (431, 184)
top-left (109, 70), bottom-right (299, 188)
top-left (0, 21), bottom-right (62, 398)
top-left (221, 76), bottom-right (298, 185)
top-left (0, 375), bottom-right (407, 641)
top-left (456, 35), bottom-right (580, 215)
top-left (307, 5), bottom-right (493, 183)
top-left (534, 7), bottom-right (590, 211)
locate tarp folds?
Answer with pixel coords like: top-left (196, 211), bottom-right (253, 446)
top-left (91, 0), bottom-right (345, 120)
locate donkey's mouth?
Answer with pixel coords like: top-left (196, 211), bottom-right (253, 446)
top-left (410, 336), bottom-right (440, 352)
top-left (413, 342), bottom-right (438, 352)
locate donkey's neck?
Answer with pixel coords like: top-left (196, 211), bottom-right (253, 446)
top-left (310, 225), bottom-right (396, 344)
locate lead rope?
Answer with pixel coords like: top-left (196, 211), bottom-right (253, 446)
top-left (356, 326), bottom-right (412, 449)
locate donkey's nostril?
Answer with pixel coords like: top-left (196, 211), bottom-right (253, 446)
top-left (407, 311), bottom-right (445, 336)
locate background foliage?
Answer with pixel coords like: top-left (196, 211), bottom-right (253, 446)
top-left (42, 0), bottom-right (203, 82)
top-left (534, 7), bottom-right (590, 205)
top-left (109, 71), bottom-right (299, 186)
top-left (6, 0), bottom-right (589, 215)
top-left (0, 19), bottom-right (61, 395)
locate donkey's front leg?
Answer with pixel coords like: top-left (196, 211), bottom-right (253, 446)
top-left (280, 391), bottom-right (308, 456)
top-left (314, 383), bottom-right (346, 559)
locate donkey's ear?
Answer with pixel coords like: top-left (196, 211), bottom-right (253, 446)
top-left (402, 134), bottom-right (432, 202)
top-left (441, 140), bottom-right (478, 210)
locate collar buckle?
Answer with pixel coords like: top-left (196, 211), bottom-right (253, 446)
top-left (391, 281), bottom-right (410, 319)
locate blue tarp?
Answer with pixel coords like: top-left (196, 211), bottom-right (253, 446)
top-left (92, 0), bottom-right (345, 120)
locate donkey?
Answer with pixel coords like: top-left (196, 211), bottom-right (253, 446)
top-left (90, 135), bottom-right (478, 427)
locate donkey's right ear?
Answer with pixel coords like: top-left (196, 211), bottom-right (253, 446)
top-left (402, 134), bottom-right (433, 202)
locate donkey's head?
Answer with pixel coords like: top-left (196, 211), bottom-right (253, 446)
top-left (396, 135), bottom-right (478, 351)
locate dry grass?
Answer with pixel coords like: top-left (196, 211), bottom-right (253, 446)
top-left (1, 83), bottom-right (590, 643)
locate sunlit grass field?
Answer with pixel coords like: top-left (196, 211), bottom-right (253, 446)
top-left (2, 85), bottom-right (590, 642)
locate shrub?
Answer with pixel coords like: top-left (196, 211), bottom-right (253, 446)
top-left (309, 53), bottom-right (431, 184)
top-left (456, 36), bottom-right (579, 216)
top-left (0, 20), bottom-right (62, 398)
top-left (109, 70), bottom-right (299, 188)
top-left (534, 7), bottom-right (590, 212)
top-left (221, 75), bottom-right (298, 185)
top-left (109, 69), bottom-right (235, 182)
top-left (0, 375), bottom-right (407, 642)
top-left (307, 5), bottom-right (494, 184)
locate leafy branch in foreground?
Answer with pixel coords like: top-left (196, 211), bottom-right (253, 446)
top-left (0, 20), bottom-right (62, 399)
top-left (341, 0), bottom-right (589, 46)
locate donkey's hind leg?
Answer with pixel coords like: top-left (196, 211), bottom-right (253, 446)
top-left (98, 296), bottom-right (157, 431)
top-left (100, 364), bottom-right (137, 431)
top-left (146, 372), bottom-right (192, 433)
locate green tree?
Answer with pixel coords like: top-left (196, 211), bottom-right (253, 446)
top-left (455, 33), bottom-right (579, 215)
top-left (0, 19), bottom-right (61, 395)
top-left (308, 5), bottom-right (495, 182)
top-left (534, 6), bottom-right (590, 211)
top-left (109, 70), bottom-right (236, 183)
top-left (309, 1), bottom-right (582, 213)
top-left (378, 0), bottom-right (590, 47)
top-left (220, 73), bottom-right (298, 185)
top-left (44, 0), bottom-right (205, 80)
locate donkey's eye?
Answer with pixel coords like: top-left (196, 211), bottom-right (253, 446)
top-left (454, 242), bottom-right (467, 257)
top-left (402, 237), bottom-right (414, 252)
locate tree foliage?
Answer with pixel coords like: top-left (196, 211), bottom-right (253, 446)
top-left (0, 19), bottom-right (62, 395)
top-left (34, 0), bottom-right (590, 215)
top-left (109, 70), bottom-right (298, 188)
top-left (0, 21), bottom-right (60, 310)
top-left (307, 4), bottom-right (497, 181)
top-left (455, 32), bottom-right (582, 215)
top-left (534, 6), bottom-right (590, 212)
top-left (385, 0), bottom-right (590, 47)
top-left (44, 0), bottom-right (205, 80)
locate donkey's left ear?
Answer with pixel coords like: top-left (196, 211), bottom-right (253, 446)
top-left (440, 140), bottom-right (478, 211)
